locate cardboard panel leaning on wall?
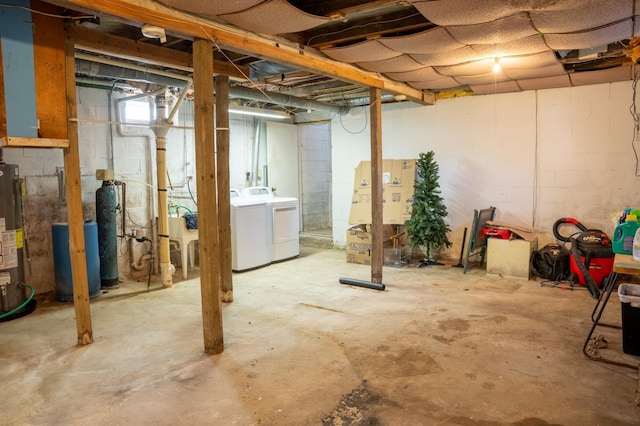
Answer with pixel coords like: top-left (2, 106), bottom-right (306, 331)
top-left (349, 159), bottom-right (416, 225)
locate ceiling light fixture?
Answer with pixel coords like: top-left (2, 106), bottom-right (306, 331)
top-left (228, 105), bottom-right (290, 120)
top-left (492, 57), bottom-right (501, 73)
top-left (141, 24), bottom-right (167, 43)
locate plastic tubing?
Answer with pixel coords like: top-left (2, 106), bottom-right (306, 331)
top-left (169, 205), bottom-right (193, 216)
top-left (0, 284), bottom-right (35, 320)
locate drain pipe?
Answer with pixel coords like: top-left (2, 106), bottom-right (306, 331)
top-left (128, 236), bottom-right (152, 271)
top-left (153, 80), bottom-right (192, 288)
top-left (252, 118), bottom-right (261, 187)
top-left (155, 91), bottom-right (174, 287)
top-left (77, 52), bottom-right (194, 287)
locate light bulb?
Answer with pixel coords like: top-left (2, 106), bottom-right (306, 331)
top-left (492, 58), bottom-right (501, 73)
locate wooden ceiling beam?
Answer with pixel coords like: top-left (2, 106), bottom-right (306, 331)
top-left (67, 25), bottom-right (249, 80)
top-left (47, 0), bottom-right (434, 105)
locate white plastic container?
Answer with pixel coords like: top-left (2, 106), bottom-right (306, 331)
top-left (633, 227), bottom-right (640, 261)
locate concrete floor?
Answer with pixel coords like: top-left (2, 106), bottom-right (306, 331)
top-left (2, 246), bottom-right (640, 425)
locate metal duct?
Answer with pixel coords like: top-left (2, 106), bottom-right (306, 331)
top-left (75, 56), bottom-right (349, 114)
top-left (228, 86), bottom-right (349, 115)
top-left (75, 59), bottom-right (185, 88)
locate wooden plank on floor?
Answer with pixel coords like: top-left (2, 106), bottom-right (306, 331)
top-left (193, 38), bottom-right (224, 354)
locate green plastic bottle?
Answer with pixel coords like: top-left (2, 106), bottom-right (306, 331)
top-left (613, 214), bottom-right (640, 255)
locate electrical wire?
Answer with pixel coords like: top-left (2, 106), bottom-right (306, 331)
top-left (187, 178), bottom-right (197, 206)
top-left (338, 110), bottom-right (366, 134)
top-left (0, 3), bottom-right (96, 20)
top-left (212, 43), bottom-right (299, 119)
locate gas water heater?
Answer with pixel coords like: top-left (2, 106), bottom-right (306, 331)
top-left (0, 163), bottom-right (35, 320)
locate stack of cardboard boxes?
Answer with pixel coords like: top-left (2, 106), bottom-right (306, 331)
top-left (346, 159), bottom-right (416, 265)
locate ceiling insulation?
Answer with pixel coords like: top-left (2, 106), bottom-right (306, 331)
top-left (219, 0), bottom-right (331, 35)
top-left (68, 0), bottom-right (640, 108)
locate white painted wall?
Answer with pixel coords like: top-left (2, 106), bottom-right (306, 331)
top-left (332, 81), bottom-right (640, 259)
top-left (5, 80), bottom-right (637, 294)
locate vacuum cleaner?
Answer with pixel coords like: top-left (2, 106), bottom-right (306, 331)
top-left (552, 218), bottom-right (614, 299)
top-left (530, 243), bottom-right (570, 282)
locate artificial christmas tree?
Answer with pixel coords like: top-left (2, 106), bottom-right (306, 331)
top-left (405, 151), bottom-right (451, 265)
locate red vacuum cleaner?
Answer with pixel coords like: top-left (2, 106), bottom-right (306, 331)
top-left (552, 218), bottom-right (614, 299)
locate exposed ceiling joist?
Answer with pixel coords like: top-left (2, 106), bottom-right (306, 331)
top-left (67, 25), bottom-right (249, 79)
top-left (50, 0), bottom-right (435, 105)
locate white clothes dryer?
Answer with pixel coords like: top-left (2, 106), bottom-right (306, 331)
top-left (230, 197), bottom-right (271, 271)
top-left (241, 187), bottom-right (299, 262)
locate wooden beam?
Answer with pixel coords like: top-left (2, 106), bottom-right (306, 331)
top-left (32, 1), bottom-right (68, 139)
top-left (216, 75), bottom-right (233, 303)
top-left (67, 25), bottom-right (249, 80)
top-left (369, 87), bottom-right (383, 284)
top-left (64, 36), bottom-right (93, 346)
top-left (193, 38), bottom-right (224, 355)
top-left (50, 0), bottom-right (433, 105)
top-left (0, 137), bottom-right (68, 148)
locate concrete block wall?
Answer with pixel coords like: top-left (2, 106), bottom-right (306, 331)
top-left (331, 81), bottom-right (640, 259)
top-left (3, 87), bottom-right (160, 294)
top-left (298, 123), bottom-right (332, 231)
top-left (2, 85), bottom-right (282, 294)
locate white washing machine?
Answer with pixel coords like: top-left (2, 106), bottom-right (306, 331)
top-left (241, 187), bottom-right (300, 262)
top-left (230, 197), bottom-right (271, 272)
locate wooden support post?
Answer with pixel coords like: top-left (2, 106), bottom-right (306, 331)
top-left (370, 87), bottom-right (383, 284)
top-left (64, 38), bottom-right (93, 345)
top-left (156, 132), bottom-right (172, 287)
top-left (215, 75), bottom-right (233, 303)
top-left (193, 39), bottom-right (224, 354)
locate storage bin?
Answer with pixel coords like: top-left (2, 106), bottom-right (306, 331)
top-left (617, 283), bottom-right (640, 356)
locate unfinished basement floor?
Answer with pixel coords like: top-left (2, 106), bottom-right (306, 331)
top-left (2, 246), bottom-right (640, 425)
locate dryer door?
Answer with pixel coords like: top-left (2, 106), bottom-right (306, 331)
top-left (272, 205), bottom-right (299, 243)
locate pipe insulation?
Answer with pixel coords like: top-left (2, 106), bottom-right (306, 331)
top-left (228, 86), bottom-right (349, 115)
top-left (75, 58), bottom-right (187, 88)
top-left (75, 55), bottom-right (349, 115)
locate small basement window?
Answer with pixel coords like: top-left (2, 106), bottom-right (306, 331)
top-left (123, 99), bottom-right (154, 124)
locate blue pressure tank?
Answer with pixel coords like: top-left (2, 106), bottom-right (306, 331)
top-left (52, 222), bottom-right (101, 301)
top-left (96, 181), bottom-right (119, 288)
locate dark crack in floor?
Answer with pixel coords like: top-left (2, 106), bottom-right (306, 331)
top-left (322, 381), bottom-right (382, 426)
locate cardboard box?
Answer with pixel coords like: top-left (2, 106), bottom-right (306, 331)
top-left (486, 237), bottom-right (538, 279)
top-left (346, 224), bottom-right (395, 265)
top-left (348, 159), bottom-right (416, 225)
